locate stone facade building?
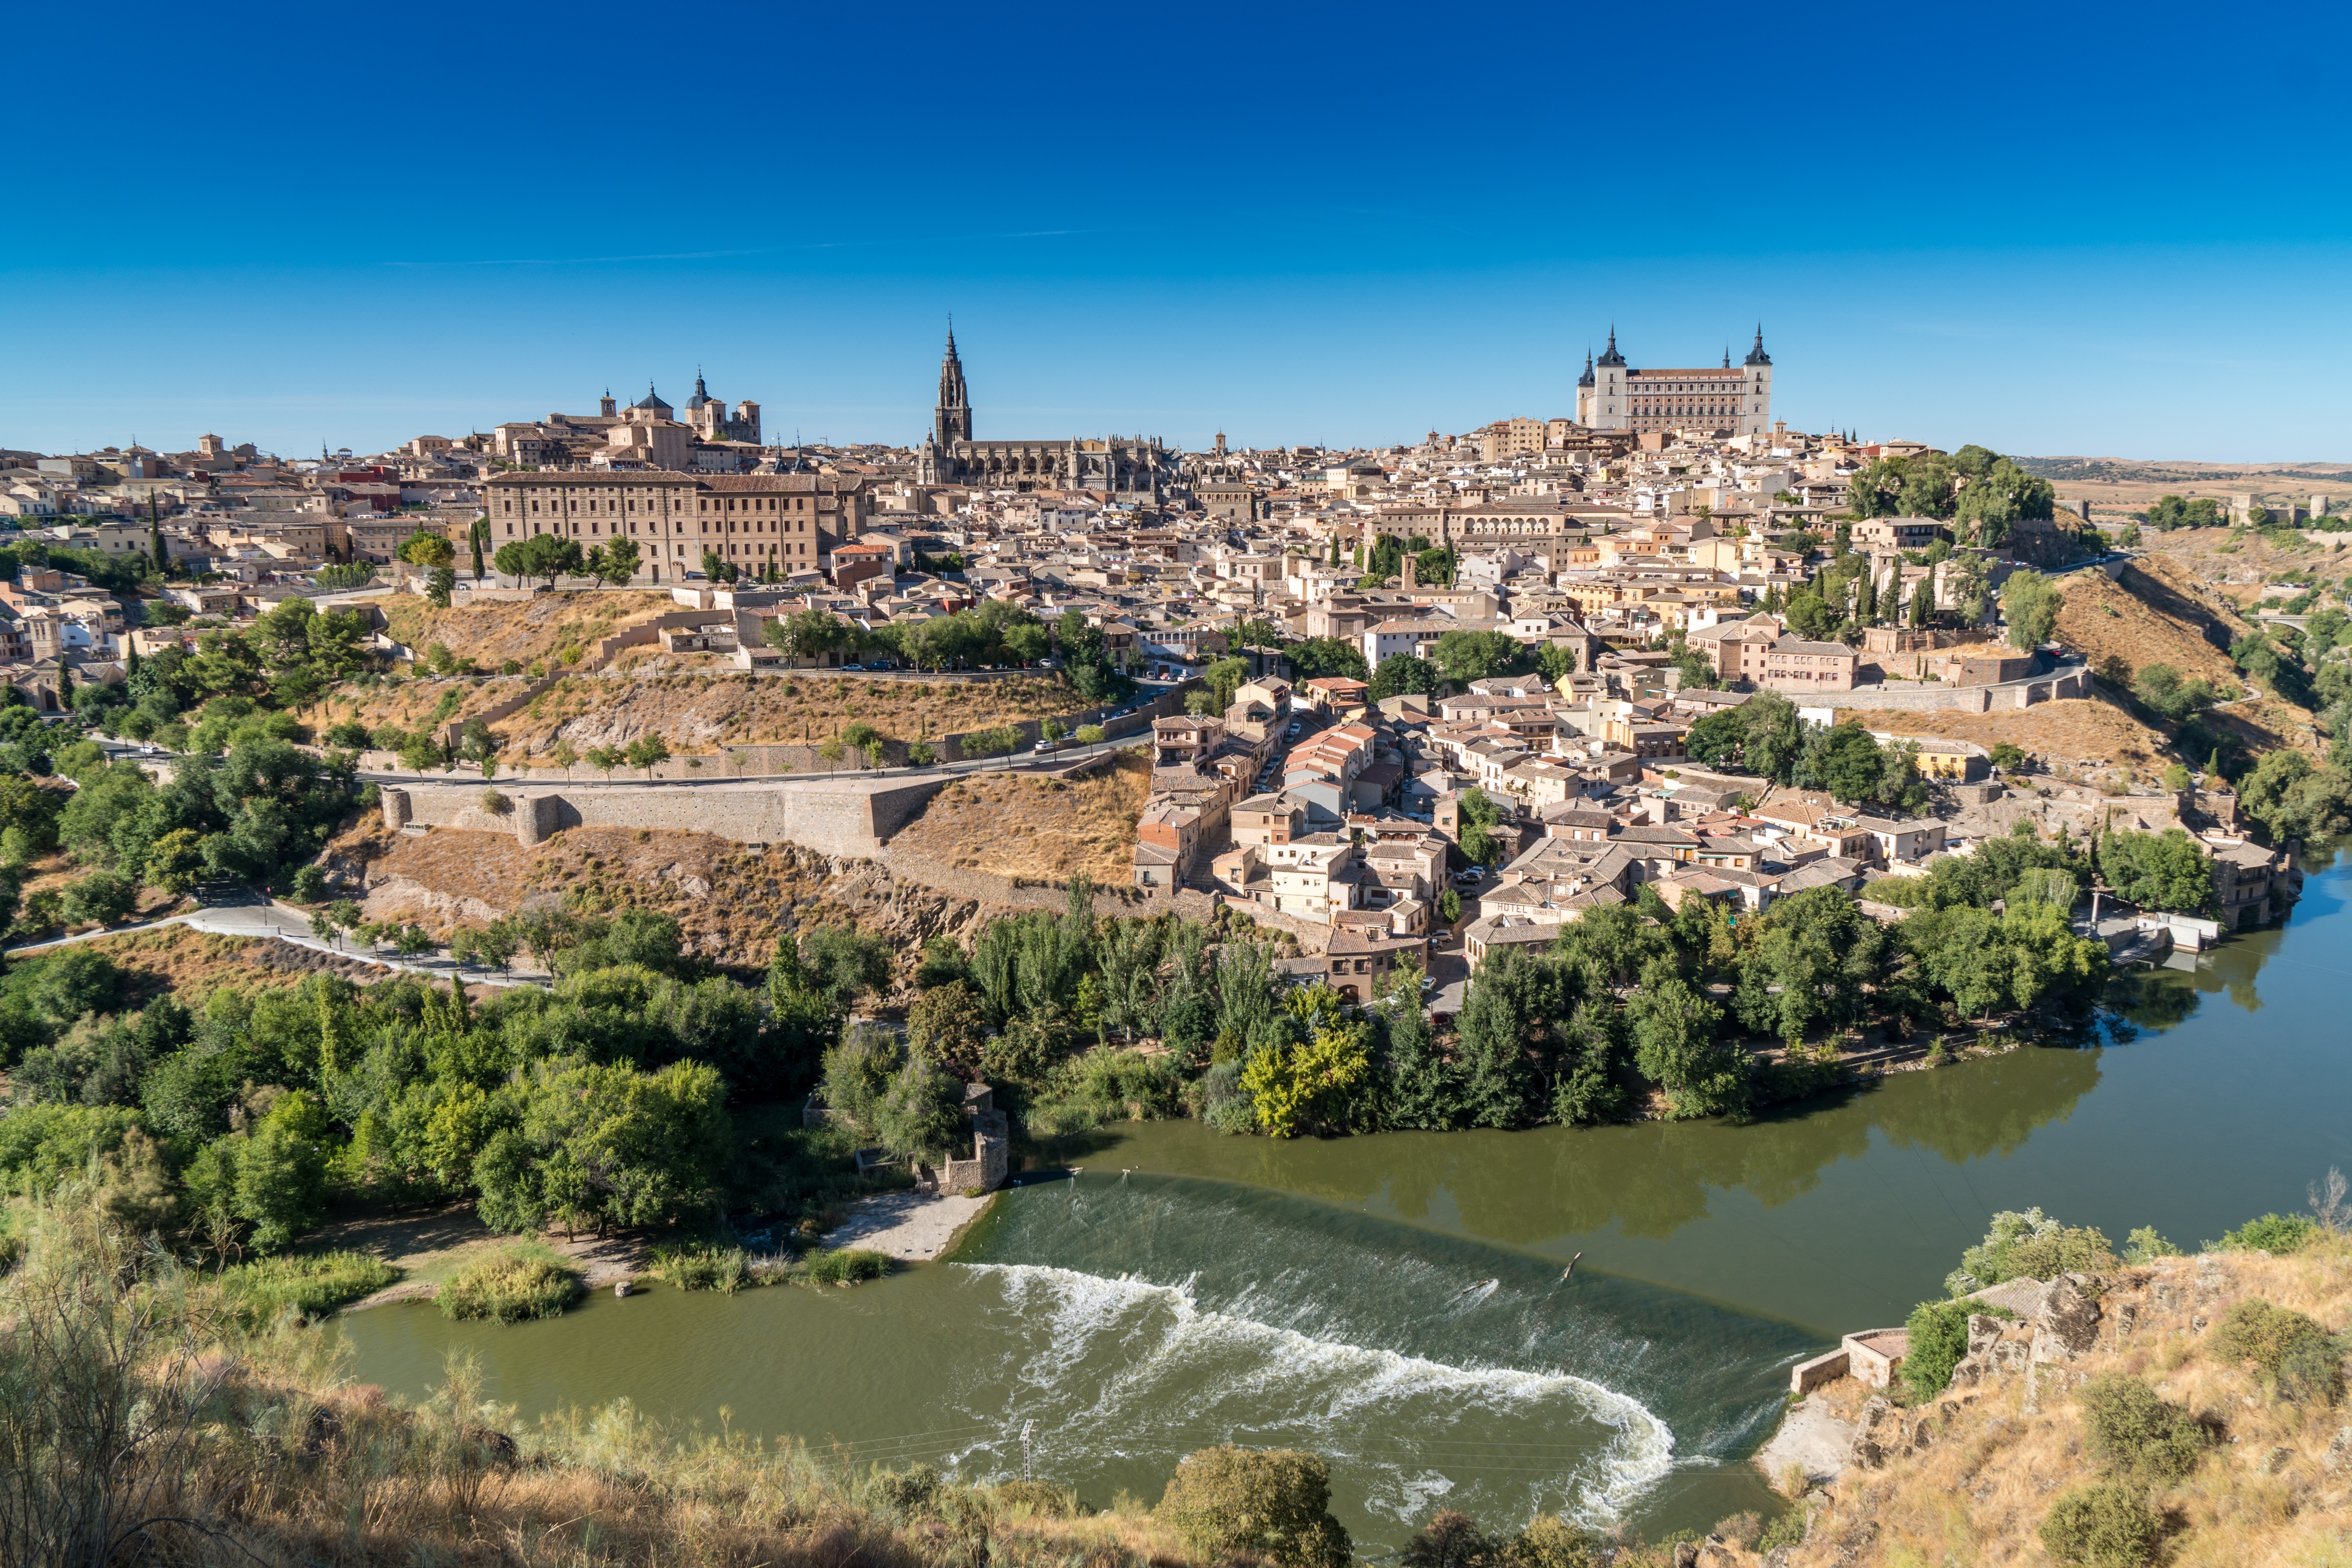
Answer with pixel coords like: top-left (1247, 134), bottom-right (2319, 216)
top-left (1576, 327), bottom-right (1774, 436)
top-left (915, 330), bottom-right (1174, 496)
top-left (482, 470), bottom-right (870, 583)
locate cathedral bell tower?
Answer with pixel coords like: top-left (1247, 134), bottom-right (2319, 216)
top-left (934, 326), bottom-right (973, 447)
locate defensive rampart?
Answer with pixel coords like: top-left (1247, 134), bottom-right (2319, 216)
top-left (379, 776), bottom-right (948, 859)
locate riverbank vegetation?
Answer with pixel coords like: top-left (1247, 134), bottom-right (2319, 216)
top-left (0, 801), bottom-right (2181, 1275)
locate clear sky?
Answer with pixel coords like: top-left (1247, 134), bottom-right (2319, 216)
top-left (7, 0), bottom-right (2348, 463)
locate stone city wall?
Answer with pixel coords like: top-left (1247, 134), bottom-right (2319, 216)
top-left (380, 776), bottom-right (949, 859)
top-left (1830, 665), bottom-right (2090, 714)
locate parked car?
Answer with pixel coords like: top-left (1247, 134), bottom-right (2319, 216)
top-left (1033, 737), bottom-right (1060, 754)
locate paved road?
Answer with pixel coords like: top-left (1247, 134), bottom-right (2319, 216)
top-left (7, 888), bottom-right (548, 990)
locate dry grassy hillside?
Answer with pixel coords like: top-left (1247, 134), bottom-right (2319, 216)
top-left (2056, 560), bottom-right (2249, 690)
top-left (325, 821), bottom-right (987, 978)
top-left (490, 670), bottom-right (1083, 757)
top-left (2134, 527), bottom-right (2352, 610)
top-left (377, 591), bottom-right (672, 670)
top-left (890, 751), bottom-right (1153, 882)
top-left (1846, 695), bottom-right (2174, 778)
top-left (1767, 1243), bottom-right (2352, 1568)
top-left (309, 675), bottom-right (536, 738)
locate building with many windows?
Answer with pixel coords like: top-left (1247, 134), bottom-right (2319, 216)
top-left (481, 471), bottom-right (869, 583)
top-left (1576, 328), bottom-right (1773, 436)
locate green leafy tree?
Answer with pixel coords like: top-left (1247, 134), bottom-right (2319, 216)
top-left (399, 529), bottom-right (457, 571)
top-left (1453, 949), bottom-right (1539, 1127)
top-left (1735, 888), bottom-right (1885, 1046)
top-left (590, 535), bottom-right (642, 586)
top-left (1627, 970), bottom-right (1740, 1117)
top-left (2097, 828), bottom-right (2217, 914)
top-left (623, 734), bottom-right (671, 778)
top-left (1368, 654), bottom-right (1438, 701)
top-left (2237, 751), bottom-right (2352, 844)
top-left (233, 1089), bottom-right (336, 1251)
top-left (2001, 568), bottom-right (2061, 651)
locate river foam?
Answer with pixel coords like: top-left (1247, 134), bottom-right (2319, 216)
top-left (953, 1261), bottom-right (1677, 1527)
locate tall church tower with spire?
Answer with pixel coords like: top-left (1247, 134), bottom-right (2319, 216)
top-left (934, 327), bottom-right (972, 447)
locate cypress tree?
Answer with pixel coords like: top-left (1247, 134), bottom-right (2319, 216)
top-left (1910, 570), bottom-right (1932, 627)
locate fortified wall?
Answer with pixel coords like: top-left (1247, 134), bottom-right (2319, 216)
top-left (379, 776), bottom-right (948, 859)
top-left (1827, 663), bottom-right (2091, 714)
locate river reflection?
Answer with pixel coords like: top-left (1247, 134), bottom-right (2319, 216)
top-left (1076, 851), bottom-right (2349, 1336)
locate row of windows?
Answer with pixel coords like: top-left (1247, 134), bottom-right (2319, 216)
top-left (500, 520), bottom-right (811, 560)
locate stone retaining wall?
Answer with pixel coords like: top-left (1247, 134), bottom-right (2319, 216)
top-left (380, 776), bottom-right (949, 859)
top-left (1831, 664), bottom-right (2091, 714)
top-left (877, 850), bottom-right (1328, 951)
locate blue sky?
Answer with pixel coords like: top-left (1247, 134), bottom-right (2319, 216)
top-left (6, 1), bottom-right (2348, 463)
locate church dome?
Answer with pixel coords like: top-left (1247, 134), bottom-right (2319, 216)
top-left (633, 383), bottom-right (672, 413)
top-left (686, 372), bottom-right (711, 411)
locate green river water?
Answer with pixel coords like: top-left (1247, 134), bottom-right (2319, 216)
top-left (337, 852), bottom-right (2352, 1543)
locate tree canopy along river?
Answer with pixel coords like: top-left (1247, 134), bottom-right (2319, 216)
top-left (337, 851), bottom-right (2350, 1545)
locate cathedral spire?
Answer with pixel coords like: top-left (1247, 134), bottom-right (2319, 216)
top-left (935, 323), bottom-right (972, 448)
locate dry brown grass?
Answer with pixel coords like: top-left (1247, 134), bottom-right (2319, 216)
top-left (310, 675), bottom-right (537, 739)
top-left (2056, 559), bottom-right (2251, 691)
top-left (1841, 694), bottom-right (2178, 774)
top-left (486, 670), bottom-right (1084, 757)
top-left (378, 590), bottom-right (673, 670)
top-left (890, 752), bottom-right (1152, 883)
top-left (326, 820), bottom-right (991, 983)
top-left (1776, 1242), bottom-right (2352, 1568)
top-left (13, 926), bottom-right (274, 1000)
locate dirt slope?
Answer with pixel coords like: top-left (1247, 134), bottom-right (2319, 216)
top-left (487, 670), bottom-right (1083, 756)
top-left (1845, 694), bottom-right (2174, 777)
top-left (2055, 559), bottom-right (2249, 688)
top-left (377, 591), bottom-right (672, 670)
top-left (890, 751), bottom-right (1152, 882)
top-left (1767, 1245), bottom-right (2352, 1568)
top-left (323, 820), bottom-right (987, 981)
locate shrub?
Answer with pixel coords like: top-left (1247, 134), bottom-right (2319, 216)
top-left (2213, 1298), bottom-right (2343, 1402)
top-left (1504, 1513), bottom-right (1601, 1568)
top-left (1947, 1207), bottom-right (2114, 1295)
top-left (651, 1244), bottom-right (751, 1293)
top-left (1157, 1445), bottom-right (1351, 1568)
top-left (2214, 1212), bottom-right (2318, 1255)
top-left (1754, 1506), bottom-right (1810, 1554)
top-left (803, 1247), bottom-right (890, 1286)
top-left (1400, 1510), bottom-right (1498, 1568)
top-left (1709, 1512), bottom-right (1763, 1551)
top-left (438, 1249), bottom-right (583, 1323)
top-left (215, 1251), bottom-right (400, 1328)
top-left (2038, 1483), bottom-right (2160, 1566)
top-left (2122, 1226), bottom-right (2176, 1263)
top-left (479, 789), bottom-right (513, 817)
top-left (1902, 1298), bottom-right (2010, 1402)
top-left (989, 1478), bottom-right (1077, 1518)
top-left (2078, 1374), bottom-right (2208, 1481)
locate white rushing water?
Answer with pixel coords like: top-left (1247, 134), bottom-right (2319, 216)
top-left (950, 1262), bottom-right (1678, 1528)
